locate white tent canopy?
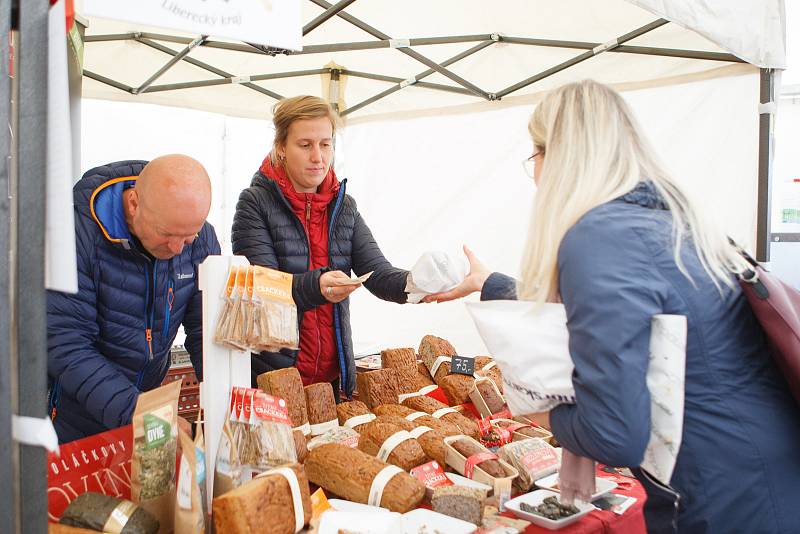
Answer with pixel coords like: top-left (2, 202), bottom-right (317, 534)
top-left (76, 1), bottom-right (786, 353)
top-left (80, 0), bottom-right (784, 121)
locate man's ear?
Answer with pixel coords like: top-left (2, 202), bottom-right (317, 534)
top-left (125, 188), bottom-right (140, 218)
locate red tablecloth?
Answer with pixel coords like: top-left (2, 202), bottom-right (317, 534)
top-left (503, 467), bottom-right (647, 534)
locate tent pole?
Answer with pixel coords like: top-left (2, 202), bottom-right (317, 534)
top-left (136, 37), bottom-right (283, 100)
top-left (0, 0), bottom-right (15, 531)
top-left (756, 68), bottom-right (775, 261)
top-left (83, 70), bottom-right (134, 93)
top-left (308, 0), bottom-right (491, 100)
top-left (341, 40), bottom-right (495, 116)
top-left (303, 0), bottom-right (357, 36)
top-left (17, 0), bottom-right (49, 531)
top-left (135, 35), bottom-right (208, 94)
top-left (497, 19), bottom-right (669, 98)
top-left (143, 68), bottom-right (330, 93)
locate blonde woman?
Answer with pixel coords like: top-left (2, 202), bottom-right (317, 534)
top-left (429, 81), bottom-right (800, 533)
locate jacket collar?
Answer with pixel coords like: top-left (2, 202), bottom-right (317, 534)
top-left (90, 177), bottom-right (136, 248)
top-left (616, 181), bottom-right (669, 210)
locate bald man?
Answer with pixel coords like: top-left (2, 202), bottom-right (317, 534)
top-left (47, 157), bottom-right (221, 442)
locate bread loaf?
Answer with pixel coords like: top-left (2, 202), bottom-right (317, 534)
top-left (416, 362), bottom-right (435, 386)
top-left (356, 369), bottom-right (400, 409)
top-left (373, 403), bottom-right (415, 417)
top-left (257, 368), bottom-right (309, 429)
top-left (292, 429), bottom-right (308, 464)
top-left (212, 463), bottom-right (311, 534)
top-left (498, 439), bottom-right (559, 491)
top-left (475, 356), bottom-right (503, 394)
top-left (306, 426), bottom-right (360, 450)
top-left (336, 400), bottom-right (375, 432)
top-left (380, 347), bottom-right (417, 369)
top-left (401, 396), bottom-right (479, 439)
top-left (358, 420), bottom-right (428, 471)
top-left (394, 366), bottom-right (430, 395)
top-left (304, 383), bottom-right (338, 435)
top-left (418, 335), bottom-right (457, 372)
top-left (438, 374), bottom-right (475, 406)
top-left (305, 444), bottom-right (426, 513)
top-left (413, 428), bottom-right (449, 467)
top-left (450, 439), bottom-right (506, 478)
top-left (372, 415), bottom-right (417, 431)
top-left (475, 379), bottom-right (505, 414)
top-left (432, 486), bottom-right (485, 525)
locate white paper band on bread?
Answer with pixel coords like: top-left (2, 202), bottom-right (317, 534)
top-left (368, 465), bottom-right (404, 507)
top-left (294, 421), bottom-right (311, 436)
top-left (482, 361), bottom-right (497, 372)
top-left (102, 500), bottom-right (136, 534)
top-left (406, 411), bottom-right (428, 421)
top-left (310, 418), bottom-right (338, 436)
top-left (258, 467), bottom-right (304, 532)
top-left (377, 430), bottom-right (413, 462)
top-left (344, 413), bottom-right (376, 429)
top-left (432, 407), bottom-right (457, 419)
top-left (398, 383), bottom-right (440, 403)
top-left (430, 356), bottom-right (452, 378)
top-left (409, 426), bottom-right (433, 439)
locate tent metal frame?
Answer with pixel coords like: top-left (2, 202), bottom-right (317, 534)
top-left (0, 2), bottom-right (780, 532)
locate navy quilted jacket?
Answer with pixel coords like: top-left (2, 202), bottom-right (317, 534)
top-left (47, 160), bottom-right (221, 443)
top-left (231, 172), bottom-right (409, 396)
top-left (482, 182), bottom-right (800, 533)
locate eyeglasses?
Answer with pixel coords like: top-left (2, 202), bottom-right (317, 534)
top-left (522, 150), bottom-right (544, 179)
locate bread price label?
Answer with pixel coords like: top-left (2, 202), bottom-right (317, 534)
top-left (451, 355), bottom-right (475, 376)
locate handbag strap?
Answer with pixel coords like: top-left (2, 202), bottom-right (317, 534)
top-left (728, 237), bottom-right (769, 299)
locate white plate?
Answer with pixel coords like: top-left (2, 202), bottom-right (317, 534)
top-left (402, 508), bottom-right (477, 534)
top-left (445, 473), bottom-right (493, 494)
top-left (319, 510), bottom-right (404, 534)
top-left (534, 472), bottom-right (617, 501)
top-left (505, 490), bottom-right (594, 530)
top-left (328, 499), bottom-right (393, 514)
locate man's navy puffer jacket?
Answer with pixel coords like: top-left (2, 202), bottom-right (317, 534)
top-left (231, 172), bottom-right (409, 396)
top-left (47, 160), bottom-right (220, 443)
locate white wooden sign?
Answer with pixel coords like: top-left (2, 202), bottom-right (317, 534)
top-left (84, 0), bottom-right (302, 50)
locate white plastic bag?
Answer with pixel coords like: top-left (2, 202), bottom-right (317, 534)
top-left (405, 251), bottom-right (468, 303)
top-left (466, 300), bottom-right (686, 484)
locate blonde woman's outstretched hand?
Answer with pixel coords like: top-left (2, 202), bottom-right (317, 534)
top-left (421, 245), bottom-right (491, 303)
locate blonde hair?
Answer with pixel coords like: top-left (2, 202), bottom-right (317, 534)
top-left (519, 80), bottom-right (743, 302)
top-left (270, 95), bottom-right (340, 165)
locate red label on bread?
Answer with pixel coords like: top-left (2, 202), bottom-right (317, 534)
top-left (410, 461), bottom-right (453, 489)
top-left (464, 452), bottom-right (499, 479)
top-left (521, 446), bottom-right (558, 473)
top-left (252, 390), bottom-right (292, 425)
top-left (489, 407), bottom-right (513, 420)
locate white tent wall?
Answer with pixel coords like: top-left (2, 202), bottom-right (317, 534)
top-left (81, 69), bottom-right (759, 355)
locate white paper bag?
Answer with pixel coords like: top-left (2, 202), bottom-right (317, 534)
top-left (466, 300), bottom-right (686, 484)
top-left (405, 251), bottom-right (468, 303)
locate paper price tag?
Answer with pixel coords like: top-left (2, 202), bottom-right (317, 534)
top-left (410, 461), bottom-right (453, 489)
top-left (451, 355), bottom-right (475, 376)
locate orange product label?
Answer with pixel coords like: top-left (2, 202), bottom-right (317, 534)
top-left (224, 266), bottom-right (238, 298)
top-left (252, 390), bottom-right (292, 425)
top-left (252, 265), bottom-right (294, 305)
top-left (464, 452), bottom-right (498, 479)
top-left (234, 264), bottom-right (247, 298)
top-left (410, 461), bottom-right (453, 489)
top-left (310, 487), bottom-right (331, 520)
top-left (244, 266), bottom-right (255, 300)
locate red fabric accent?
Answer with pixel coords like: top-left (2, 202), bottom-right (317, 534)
top-left (259, 156), bottom-right (341, 385)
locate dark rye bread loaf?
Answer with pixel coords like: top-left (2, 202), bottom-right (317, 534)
top-left (432, 485), bottom-right (485, 525)
top-left (212, 463), bottom-right (311, 534)
top-left (438, 374), bottom-right (475, 406)
top-left (450, 438), bottom-right (506, 478)
top-left (381, 347), bottom-right (417, 369)
top-left (402, 396), bottom-right (479, 439)
top-left (256, 368), bottom-right (308, 428)
top-left (475, 379), bottom-right (505, 414)
top-left (357, 420), bottom-right (428, 471)
top-left (357, 368), bottom-right (400, 409)
top-left (305, 444), bottom-right (425, 513)
top-left (394, 366), bottom-right (431, 395)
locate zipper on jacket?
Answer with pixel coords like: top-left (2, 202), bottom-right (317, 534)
top-left (48, 380), bottom-right (61, 422)
top-left (328, 182), bottom-right (349, 397)
top-left (640, 468), bottom-right (681, 532)
top-left (305, 198), bottom-right (312, 224)
top-left (162, 279), bottom-right (174, 340)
